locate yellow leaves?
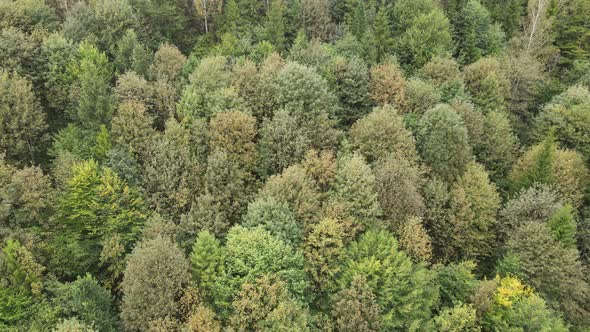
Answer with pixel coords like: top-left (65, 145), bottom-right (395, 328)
top-left (494, 275), bottom-right (532, 308)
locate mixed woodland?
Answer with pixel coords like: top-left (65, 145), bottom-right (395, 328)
top-left (2, 0), bottom-right (590, 330)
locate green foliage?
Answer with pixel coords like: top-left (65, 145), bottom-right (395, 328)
top-left (68, 42), bottom-right (114, 131)
top-left (547, 204), bottom-right (577, 249)
top-left (339, 230), bottom-right (438, 330)
top-left (453, 0), bottom-right (504, 64)
top-left (50, 274), bottom-right (117, 331)
top-left (230, 274), bottom-right (309, 331)
top-left (0, 159), bottom-right (50, 231)
top-left (190, 231), bottom-right (224, 299)
top-left (242, 196), bottom-right (303, 245)
top-left (3, 1), bottom-right (590, 330)
top-left (0, 239), bottom-right (43, 327)
top-left (266, 0), bottom-right (286, 51)
top-left (331, 275), bottom-right (382, 332)
top-left (392, 0), bottom-right (454, 71)
top-left (350, 105), bottom-right (418, 164)
top-left (257, 109), bottom-right (310, 178)
top-left (304, 218), bottom-right (345, 295)
top-left (121, 236), bottom-right (190, 331)
top-left (449, 162), bottom-right (500, 264)
top-left (51, 160), bottom-right (146, 279)
top-left (433, 303), bottom-right (480, 332)
top-left (555, 0), bottom-right (590, 66)
top-left (417, 104), bottom-right (473, 182)
top-left (463, 57), bottom-right (509, 113)
top-left (435, 261), bottom-right (478, 309)
top-left (506, 222), bottom-right (590, 327)
top-left (329, 153), bottom-right (381, 227)
top-left (0, 70), bottom-right (48, 165)
top-left (212, 226), bottom-right (308, 317)
top-left (510, 136), bottom-right (590, 208)
top-left (480, 276), bottom-right (568, 331)
top-left (374, 154), bottom-right (425, 229)
top-left (533, 85), bottom-right (590, 160)
top-left (327, 56), bottom-right (372, 126)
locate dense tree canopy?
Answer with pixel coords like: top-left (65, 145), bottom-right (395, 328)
top-left (1, 0), bottom-right (590, 330)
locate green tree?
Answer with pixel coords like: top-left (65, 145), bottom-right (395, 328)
top-left (111, 101), bottom-right (156, 160)
top-left (482, 0), bottom-right (525, 37)
top-left (266, 0), bottom-right (286, 51)
top-left (230, 274), bottom-right (309, 331)
top-left (339, 230), bottom-right (438, 330)
top-left (476, 111), bottom-right (519, 181)
top-left (328, 153), bottom-right (381, 228)
top-left (433, 303), bottom-right (480, 332)
top-left (51, 160), bottom-right (146, 279)
top-left (257, 110), bottom-right (310, 178)
top-left (51, 274), bottom-right (117, 331)
top-left (374, 154), bottom-right (425, 229)
top-left (546, 204), bottom-right (577, 249)
top-left (258, 164), bottom-right (322, 229)
top-left (417, 104), bottom-right (473, 182)
top-left (68, 42), bottom-right (114, 131)
top-left (0, 239), bottom-right (43, 327)
top-left (52, 318), bottom-right (96, 332)
top-left (435, 261), bottom-right (478, 309)
top-left (0, 70), bottom-right (48, 165)
top-left (449, 162), bottom-right (500, 265)
top-left (422, 177), bottom-right (454, 262)
top-left (242, 196), bottom-right (303, 245)
top-left (121, 236), bottom-right (190, 331)
top-left (331, 275), bottom-right (382, 332)
top-left (419, 57), bottom-right (465, 102)
top-left (176, 56), bottom-right (237, 119)
top-left (555, 0), bottom-right (590, 66)
top-left (113, 29), bottom-right (152, 76)
top-left (208, 110), bottom-right (257, 172)
top-left (453, 0), bottom-right (504, 64)
top-left (212, 226), bottom-right (308, 317)
top-left (350, 105), bottom-right (418, 164)
top-left (143, 119), bottom-right (202, 219)
top-left (404, 78), bottom-right (442, 114)
top-left (392, 0), bottom-right (454, 71)
top-left (327, 56), bottom-right (372, 126)
top-left (532, 85), bottom-right (590, 160)
top-left (506, 222), bottom-right (590, 328)
top-left (304, 218), bottom-right (345, 296)
top-left (273, 62), bottom-right (340, 150)
top-left (0, 159), bottom-right (50, 231)
top-left (510, 137), bottom-right (590, 208)
top-left (499, 184), bottom-right (563, 237)
top-left (373, 6), bottom-right (393, 63)
top-left (42, 32), bottom-right (77, 122)
top-left (479, 275), bottom-right (569, 331)
top-left (350, 1), bottom-right (368, 40)
top-left (463, 57), bottom-right (510, 113)
top-left (190, 231), bottom-right (224, 299)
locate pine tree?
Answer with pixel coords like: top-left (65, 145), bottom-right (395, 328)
top-left (190, 231), bottom-right (224, 300)
top-left (350, 1), bottom-right (368, 40)
top-left (373, 6), bottom-right (393, 63)
top-left (510, 134), bottom-right (556, 194)
top-left (266, 0), bottom-right (286, 51)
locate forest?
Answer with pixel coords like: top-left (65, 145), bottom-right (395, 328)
top-left (1, 0), bottom-right (590, 330)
